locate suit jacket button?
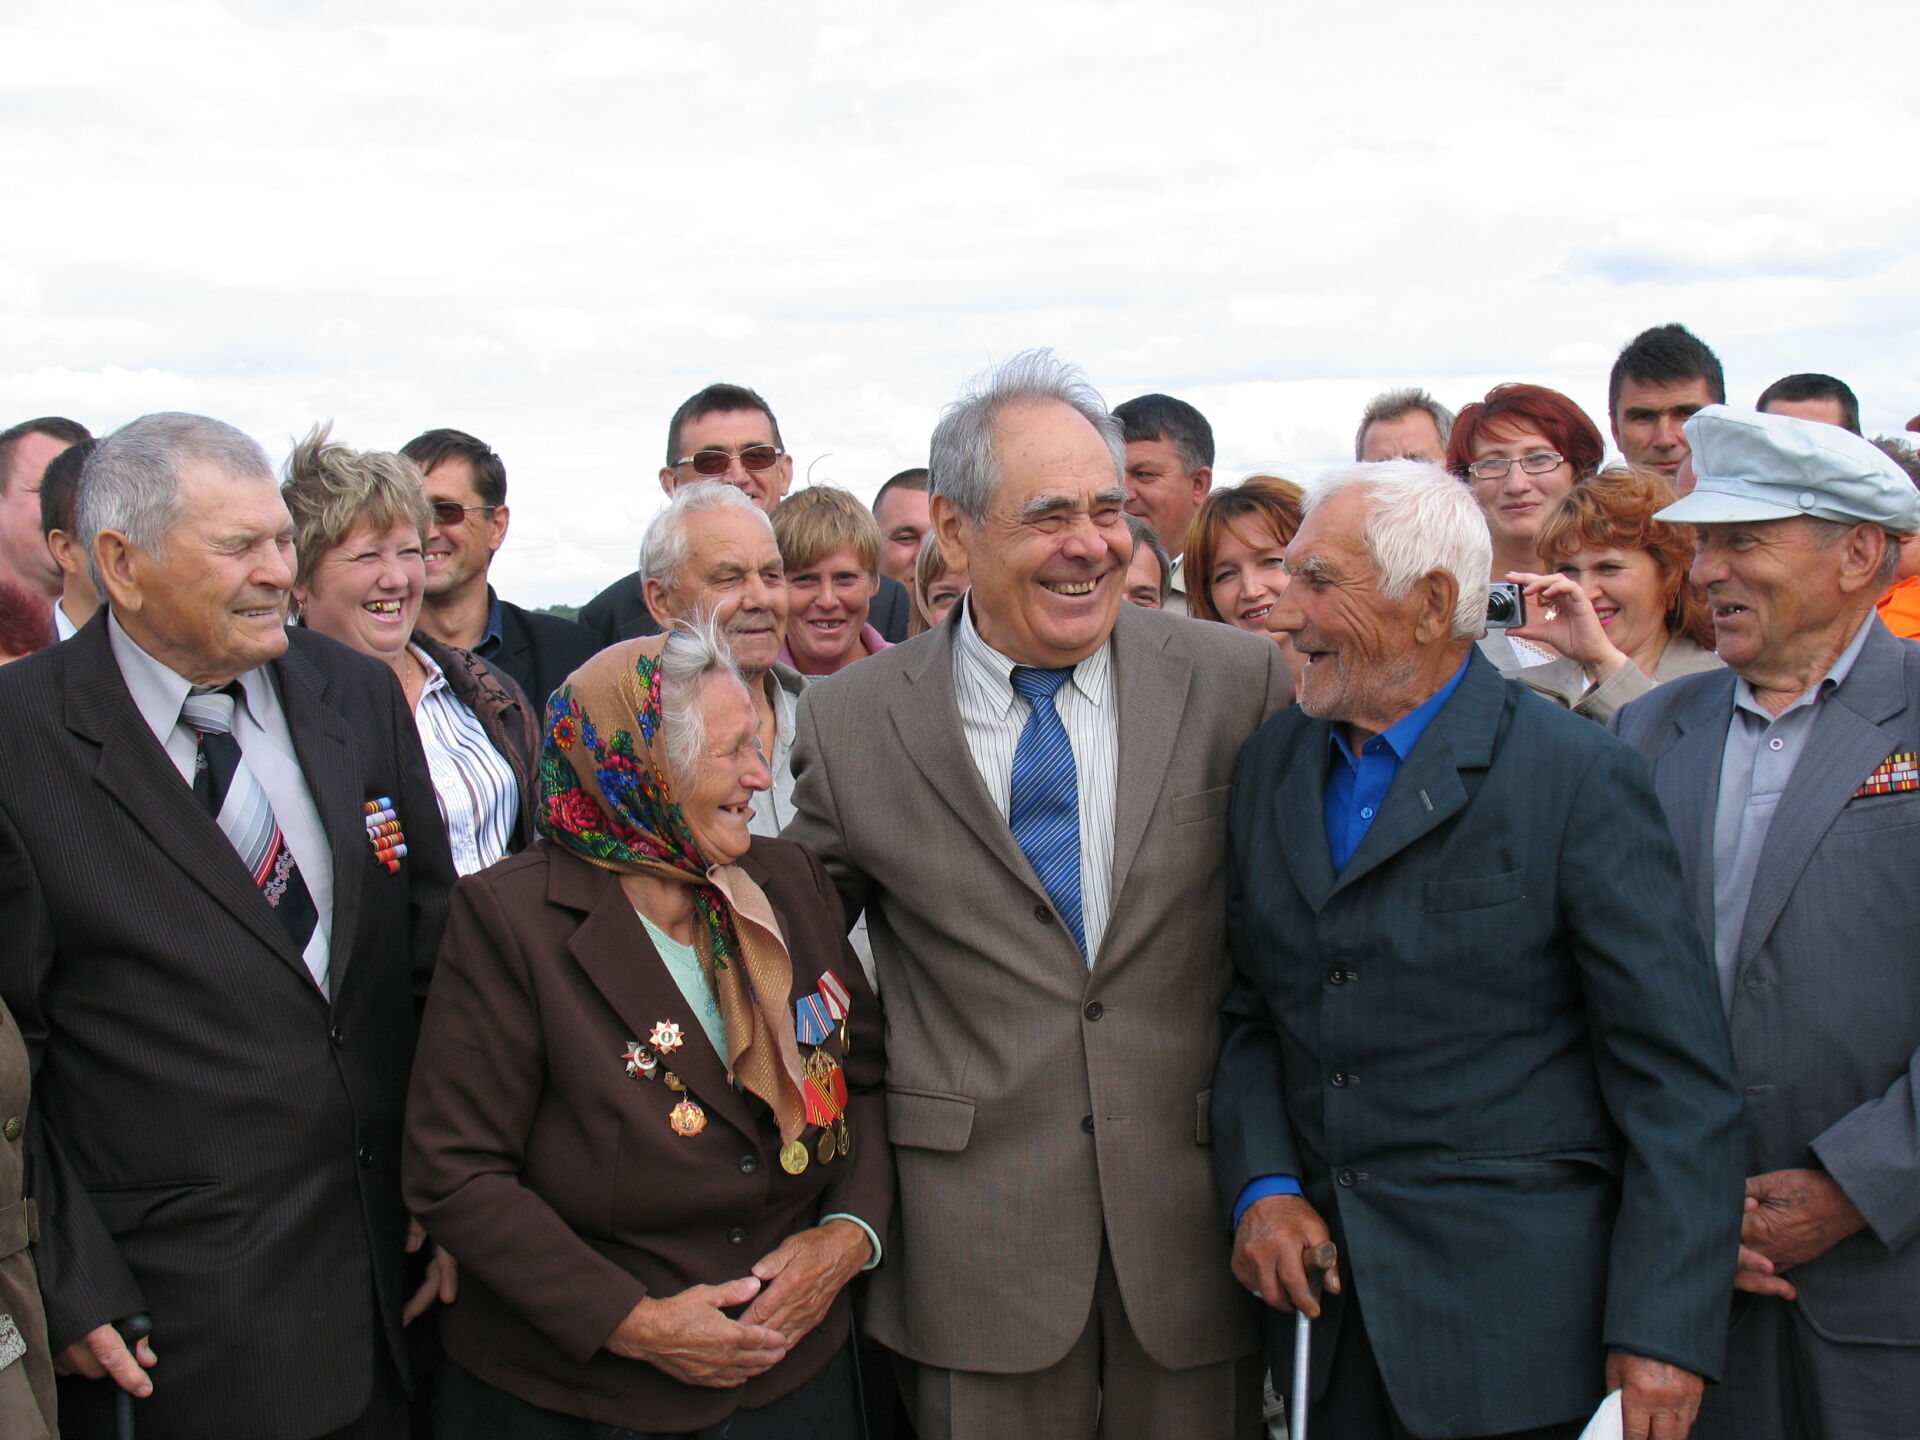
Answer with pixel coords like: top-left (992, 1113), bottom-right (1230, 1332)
top-left (2, 1116), bottom-right (20, 1141)
top-left (728, 1227), bottom-right (747, 1245)
top-left (358, 1145), bottom-right (374, 1168)
top-left (1331, 1071), bottom-right (1349, 1088)
top-left (329, 1026), bottom-right (346, 1047)
top-left (1337, 1167), bottom-right (1358, 1187)
top-left (1081, 1114), bottom-right (1095, 1134)
top-left (739, 1154), bottom-right (758, 1175)
top-left (1084, 1001), bottom-right (1103, 1021)
top-left (1328, 968), bottom-right (1348, 986)
top-left (1034, 904), bottom-right (1053, 924)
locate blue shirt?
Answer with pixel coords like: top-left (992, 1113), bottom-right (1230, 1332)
top-left (1231, 657), bottom-right (1470, 1228)
top-left (473, 587), bottom-right (506, 662)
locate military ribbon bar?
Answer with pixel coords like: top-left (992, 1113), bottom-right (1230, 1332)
top-left (794, 992), bottom-right (833, 1045)
top-left (1856, 751), bottom-right (1920, 797)
top-left (818, 970), bottom-right (850, 1021)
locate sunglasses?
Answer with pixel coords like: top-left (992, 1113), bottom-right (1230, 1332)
top-left (430, 501), bottom-right (496, 526)
top-left (672, 444), bottom-right (784, 476)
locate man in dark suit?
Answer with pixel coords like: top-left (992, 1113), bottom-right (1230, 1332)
top-left (579, 383), bottom-right (911, 647)
top-left (1613, 407), bottom-right (1920, 1440)
top-left (399, 427), bottom-right (597, 710)
top-left (0, 413), bottom-right (455, 1440)
top-left (1214, 459), bottom-right (1745, 1440)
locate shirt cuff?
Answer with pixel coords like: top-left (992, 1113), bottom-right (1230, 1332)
top-left (1232, 1176), bottom-right (1302, 1229)
top-left (820, 1213), bottom-right (883, 1270)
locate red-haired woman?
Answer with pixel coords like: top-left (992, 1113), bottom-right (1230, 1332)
top-left (1505, 465), bottom-right (1722, 722)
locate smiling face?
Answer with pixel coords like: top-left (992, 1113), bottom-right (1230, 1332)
top-left (1468, 425), bottom-right (1578, 553)
top-left (101, 464), bottom-right (295, 686)
top-left (939, 399), bottom-right (1129, 668)
top-left (660, 409), bottom-right (793, 514)
top-left (1208, 516), bottom-right (1290, 634)
top-left (649, 507), bottom-right (788, 677)
top-left (297, 516), bottom-right (426, 665)
top-left (1689, 517), bottom-right (1859, 685)
top-left (682, 672), bottom-right (772, 867)
top-left (421, 456), bottom-right (507, 599)
top-left (1551, 544), bottom-right (1671, 667)
top-left (783, 544), bottom-right (878, 675)
top-left (1612, 376), bottom-right (1716, 478)
top-left (1123, 432), bottom-right (1208, 558)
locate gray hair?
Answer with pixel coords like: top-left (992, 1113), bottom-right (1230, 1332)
top-left (657, 609), bottom-right (752, 793)
top-left (930, 348), bottom-right (1125, 524)
top-left (1354, 388), bottom-right (1456, 461)
top-left (1305, 460), bottom-right (1491, 638)
top-left (1805, 517), bottom-right (1905, 591)
top-left (77, 412), bottom-right (274, 590)
top-left (640, 480), bottom-right (768, 595)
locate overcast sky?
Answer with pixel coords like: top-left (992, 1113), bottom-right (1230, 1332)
top-left (5, 0), bottom-right (1916, 606)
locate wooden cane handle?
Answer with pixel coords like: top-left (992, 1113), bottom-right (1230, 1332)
top-left (1303, 1241), bottom-right (1337, 1273)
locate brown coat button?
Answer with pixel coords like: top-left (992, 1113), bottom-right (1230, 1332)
top-left (2, 1116), bottom-right (20, 1141)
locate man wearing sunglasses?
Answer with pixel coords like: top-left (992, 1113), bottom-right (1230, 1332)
top-left (401, 428), bottom-right (599, 711)
top-left (578, 383), bottom-right (913, 648)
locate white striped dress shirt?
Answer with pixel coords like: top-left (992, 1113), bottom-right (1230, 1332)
top-left (411, 644), bottom-right (519, 876)
top-left (952, 599), bottom-right (1118, 965)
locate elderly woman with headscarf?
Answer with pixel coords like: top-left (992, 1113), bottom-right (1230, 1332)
top-left (402, 620), bottom-right (888, 1440)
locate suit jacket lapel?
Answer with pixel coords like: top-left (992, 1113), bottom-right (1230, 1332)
top-left (1329, 654), bottom-right (1499, 898)
top-left (276, 641), bottom-right (365, 995)
top-left (886, 620), bottom-right (1046, 904)
top-left (1739, 623), bottom-right (1912, 968)
top-left (556, 853), bottom-right (759, 1140)
top-left (68, 620), bottom-right (312, 979)
top-left (1647, 671), bottom-right (1736, 941)
top-left (1270, 722), bottom-right (1338, 913)
top-left (1107, 609), bottom-right (1189, 915)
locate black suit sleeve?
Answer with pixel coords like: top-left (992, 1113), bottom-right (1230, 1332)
top-left (0, 804), bottom-right (147, 1348)
top-left (1560, 738), bottom-right (1745, 1376)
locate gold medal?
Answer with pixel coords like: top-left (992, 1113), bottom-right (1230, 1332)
top-left (817, 1127), bottom-right (838, 1164)
top-left (668, 1099), bottom-right (706, 1137)
top-left (779, 1140), bottom-right (810, 1175)
top-left (839, 1019), bottom-right (850, 1052)
top-left (663, 1071), bottom-right (686, 1092)
top-left (835, 1117), bottom-right (852, 1158)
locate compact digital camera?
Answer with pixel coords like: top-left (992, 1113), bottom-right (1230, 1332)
top-left (1484, 581), bottom-right (1527, 630)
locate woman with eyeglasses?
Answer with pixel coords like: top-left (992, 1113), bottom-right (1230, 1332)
top-left (283, 425), bottom-right (538, 875)
top-left (1446, 383), bottom-right (1607, 669)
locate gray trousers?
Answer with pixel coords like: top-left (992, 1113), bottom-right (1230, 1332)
top-left (1694, 1295), bottom-right (1920, 1440)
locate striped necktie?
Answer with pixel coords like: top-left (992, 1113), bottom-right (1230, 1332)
top-left (1009, 665), bottom-right (1085, 956)
top-left (179, 685), bottom-right (319, 953)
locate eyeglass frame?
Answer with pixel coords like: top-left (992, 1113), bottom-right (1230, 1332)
top-left (670, 444), bottom-right (786, 476)
top-left (1463, 450), bottom-right (1567, 482)
top-left (429, 501), bottom-right (498, 526)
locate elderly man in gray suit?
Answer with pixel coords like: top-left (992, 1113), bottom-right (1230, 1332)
top-left (1613, 407), bottom-right (1920, 1440)
top-left (785, 350), bottom-right (1290, 1439)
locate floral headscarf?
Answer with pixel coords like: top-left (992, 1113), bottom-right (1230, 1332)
top-left (539, 636), bottom-right (807, 1143)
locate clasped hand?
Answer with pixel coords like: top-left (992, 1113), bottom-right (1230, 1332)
top-left (1734, 1168), bottom-right (1866, 1301)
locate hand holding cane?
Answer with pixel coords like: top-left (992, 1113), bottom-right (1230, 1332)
top-left (1289, 1242), bottom-right (1337, 1440)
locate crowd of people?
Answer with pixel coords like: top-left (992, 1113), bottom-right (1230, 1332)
top-left (0, 319), bottom-right (1913, 1440)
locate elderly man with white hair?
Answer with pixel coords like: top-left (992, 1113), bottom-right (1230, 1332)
top-left (1212, 460), bottom-right (1746, 1440)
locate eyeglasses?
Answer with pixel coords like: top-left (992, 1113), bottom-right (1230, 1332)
top-left (1465, 451), bottom-right (1566, 482)
top-left (430, 501), bottom-right (496, 526)
top-left (672, 445), bottom-right (783, 476)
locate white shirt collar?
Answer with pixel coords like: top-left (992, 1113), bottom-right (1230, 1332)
top-left (108, 609), bottom-right (277, 741)
top-left (953, 595), bottom-right (1113, 717)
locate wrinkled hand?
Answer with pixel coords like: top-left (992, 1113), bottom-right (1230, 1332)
top-left (1230, 1194), bottom-right (1340, 1318)
top-left (1506, 571), bottom-right (1630, 679)
top-left (605, 1278), bottom-right (790, 1388)
top-left (56, 1323), bottom-right (157, 1397)
top-left (1734, 1169), bottom-right (1866, 1300)
top-left (404, 1216), bottom-right (459, 1324)
top-left (739, 1220), bottom-right (871, 1345)
top-left (1607, 1352), bottom-right (1704, 1440)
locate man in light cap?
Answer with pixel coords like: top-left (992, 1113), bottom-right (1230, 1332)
top-left (1613, 405), bottom-right (1920, 1439)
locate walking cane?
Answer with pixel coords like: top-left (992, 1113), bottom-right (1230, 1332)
top-left (112, 1313), bottom-right (152, 1440)
top-left (1288, 1243), bottom-right (1337, 1440)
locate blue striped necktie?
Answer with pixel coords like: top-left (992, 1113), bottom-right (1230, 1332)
top-left (180, 685), bottom-right (319, 953)
top-left (1009, 666), bottom-right (1084, 955)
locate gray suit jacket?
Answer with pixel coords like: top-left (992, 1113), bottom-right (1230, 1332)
top-left (784, 604), bottom-right (1291, 1373)
top-left (1613, 618), bottom-right (1920, 1346)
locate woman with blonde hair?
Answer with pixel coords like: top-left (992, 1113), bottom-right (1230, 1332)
top-left (908, 528), bottom-right (967, 635)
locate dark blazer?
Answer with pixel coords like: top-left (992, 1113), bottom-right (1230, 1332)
top-left (489, 591), bottom-right (599, 714)
top-left (1612, 618), bottom-right (1920, 1347)
top-left (1213, 652), bottom-right (1745, 1439)
top-left (579, 571), bottom-right (912, 649)
top-left (0, 999), bottom-right (54, 1440)
top-left (0, 615), bottom-right (454, 1440)
top-left (402, 838), bottom-right (890, 1432)
top-left (413, 631), bottom-right (540, 853)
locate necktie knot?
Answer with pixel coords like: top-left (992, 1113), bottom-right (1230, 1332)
top-left (1011, 666), bottom-right (1074, 706)
top-left (180, 685), bottom-right (239, 737)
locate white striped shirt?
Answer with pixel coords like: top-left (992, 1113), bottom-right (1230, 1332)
top-left (952, 599), bottom-right (1118, 965)
top-left (411, 644), bottom-right (519, 876)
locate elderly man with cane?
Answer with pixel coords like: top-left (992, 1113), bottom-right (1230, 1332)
top-left (1213, 460), bottom-right (1746, 1440)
